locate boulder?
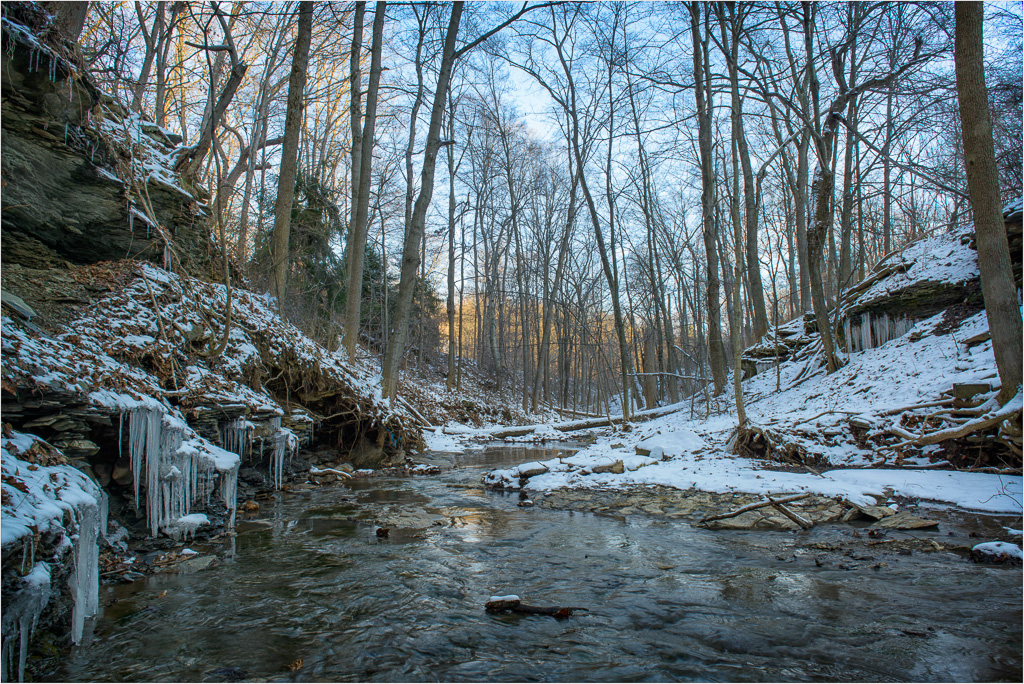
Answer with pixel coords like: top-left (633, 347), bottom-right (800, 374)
top-left (591, 459), bottom-right (624, 475)
top-left (870, 512), bottom-right (939, 530)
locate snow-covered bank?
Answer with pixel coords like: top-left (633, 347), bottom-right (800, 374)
top-left (479, 224), bottom-right (1022, 519)
top-left (483, 424), bottom-right (1022, 514)
top-left (1, 433), bottom-right (106, 681)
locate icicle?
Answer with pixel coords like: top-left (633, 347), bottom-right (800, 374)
top-left (144, 409), bottom-right (161, 536)
top-left (128, 408), bottom-right (147, 506)
top-left (69, 491), bottom-right (102, 644)
top-left (860, 313), bottom-right (870, 352)
top-left (220, 467), bottom-right (238, 530)
top-left (269, 417), bottom-right (284, 489)
top-left (219, 418), bottom-right (254, 462)
top-left (0, 563), bottom-right (52, 683)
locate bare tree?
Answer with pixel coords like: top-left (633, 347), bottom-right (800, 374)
top-left (955, 2), bottom-right (1023, 405)
top-left (342, 1), bottom-right (386, 356)
top-left (270, 1), bottom-right (313, 313)
top-left (690, 1), bottom-right (727, 395)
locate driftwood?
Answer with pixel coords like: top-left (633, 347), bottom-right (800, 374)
top-left (485, 597), bottom-right (588, 620)
top-left (699, 493), bottom-right (811, 524)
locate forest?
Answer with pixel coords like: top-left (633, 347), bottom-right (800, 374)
top-left (64, 0), bottom-right (1023, 414)
top-left (1, 1), bottom-right (1022, 682)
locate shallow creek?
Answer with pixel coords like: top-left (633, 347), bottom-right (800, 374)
top-left (57, 445), bottom-right (1021, 682)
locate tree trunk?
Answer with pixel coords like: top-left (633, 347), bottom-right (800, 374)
top-left (531, 169), bottom-right (578, 411)
top-left (955, 3), bottom-right (1023, 405)
top-left (347, 3), bottom-right (365, 238)
top-left (270, 2), bottom-right (313, 314)
top-left (131, 2), bottom-right (163, 114)
top-left (343, 2), bottom-right (386, 356)
top-left (717, 3), bottom-right (768, 341)
top-left (445, 93), bottom-right (459, 390)
top-left (42, 1), bottom-right (89, 42)
top-left (690, 2), bottom-right (727, 395)
top-left (381, 2), bottom-right (463, 400)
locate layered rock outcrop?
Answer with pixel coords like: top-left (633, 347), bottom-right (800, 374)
top-left (1, 2), bottom-right (210, 271)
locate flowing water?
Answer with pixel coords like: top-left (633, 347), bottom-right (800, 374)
top-left (56, 445), bottom-right (1021, 682)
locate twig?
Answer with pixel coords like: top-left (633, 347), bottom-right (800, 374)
top-left (768, 497), bottom-right (814, 529)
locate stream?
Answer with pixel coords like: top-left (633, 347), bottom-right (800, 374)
top-left (56, 445), bottom-right (1021, 682)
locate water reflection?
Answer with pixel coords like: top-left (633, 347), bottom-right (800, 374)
top-left (55, 444), bottom-right (1022, 683)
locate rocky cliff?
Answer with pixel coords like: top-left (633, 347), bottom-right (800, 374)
top-left (1, 2), bottom-right (211, 271)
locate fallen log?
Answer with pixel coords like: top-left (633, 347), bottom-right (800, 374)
top-left (699, 493), bottom-right (812, 524)
top-left (485, 596), bottom-right (588, 620)
top-left (487, 402), bottom-right (687, 439)
top-left (879, 394), bottom-right (1022, 454)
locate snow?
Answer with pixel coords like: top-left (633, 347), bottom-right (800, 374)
top-left (310, 466), bottom-right (353, 479)
top-left (487, 427), bottom-right (1022, 513)
top-left (845, 230), bottom-right (978, 312)
top-left (3, 252), bottom-right (413, 532)
top-left (972, 541), bottom-right (1023, 560)
top-left (636, 429), bottom-right (706, 457)
top-left (165, 513), bottom-right (210, 540)
top-left (488, 595), bottom-right (521, 602)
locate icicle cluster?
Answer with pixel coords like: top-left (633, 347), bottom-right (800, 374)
top-left (220, 418), bottom-right (255, 462)
top-left (844, 312), bottom-right (917, 354)
top-left (264, 417), bottom-right (299, 489)
top-left (124, 407), bottom-right (239, 537)
top-left (1, 564), bottom-right (51, 682)
top-left (69, 494), bottom-right (102, 646)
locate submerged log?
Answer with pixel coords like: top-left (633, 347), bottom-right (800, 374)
top-left (484, 596), bottom-right (588, 619)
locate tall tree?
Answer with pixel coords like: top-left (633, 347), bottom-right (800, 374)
top-left (270, 1), bottom-right (313, 313)
top-left (715, 2), bottom-right (769, 341)
top-left (954, 3), bottom-right (1023, 405)
top-left (342, 1), bottom-right (386, 356)
top-left (381, 2), bottom-right (464, 399)
top-left (690, 1), bottom-right (727, 395)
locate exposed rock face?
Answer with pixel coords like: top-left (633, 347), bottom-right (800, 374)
top-left (1, 4), bottom-right (211, 271)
